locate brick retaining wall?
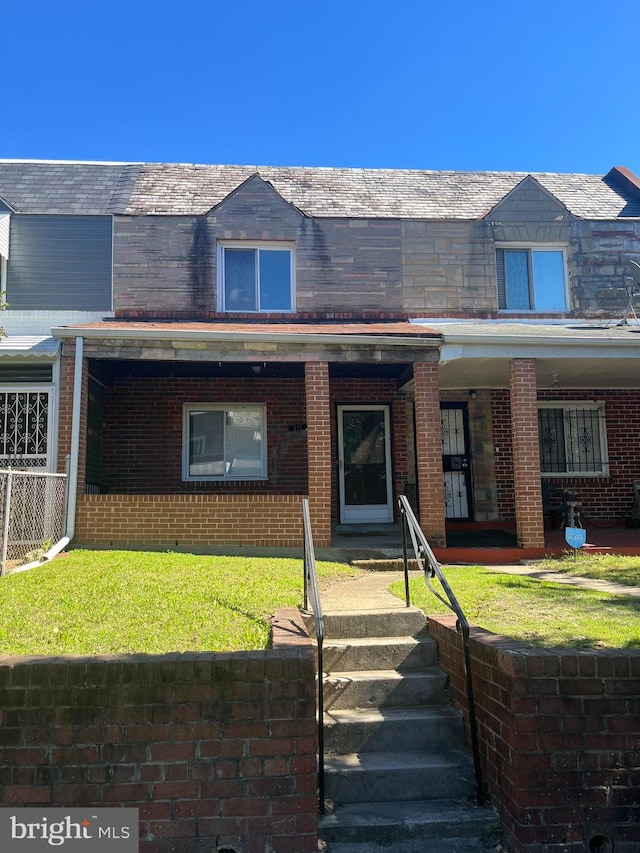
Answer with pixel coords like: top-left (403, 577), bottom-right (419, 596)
top-left (428, 615), bottom-right (640, 853)
top-left (0, 608), bottom-right (317, 853)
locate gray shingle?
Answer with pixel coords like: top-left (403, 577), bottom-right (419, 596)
top-left (0, 161), bottom-right (134, 214)
top-left (125, 164), bottom-right (640, 219)
top-left (0, 160), bottom-right (638, 220)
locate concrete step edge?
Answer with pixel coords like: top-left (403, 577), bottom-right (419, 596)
top-left (324, 749), bottom-right (474, 773)
top-left (324, 635), bottom-right (435, 648)
top-left (324, 705), bottom-right (462, 726)
top-left (325, 668), bottom-right (445, 682)
top-left (319, 798), bottom-right (497, 835)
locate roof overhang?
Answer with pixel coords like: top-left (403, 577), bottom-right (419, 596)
top-left (0, 336), bottom-right (59, 359)
top-left (413, 320), bottom-right (640, 390)
top-left (51, 322), bottom-right (441, 350)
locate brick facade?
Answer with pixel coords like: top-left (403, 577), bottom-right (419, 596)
top-left (492, 389), bottom-right (640, 523)
top-left (75, 494), bottom-right (303, 548)
top-left (413, 360), bottom-right (446, 546)
top-left (51, 170), bottom-right (640, 551)
top-left (510, 360), bottom-right (545, 548)
top-left (305, 362), bottom-right (332, 546)
top-left (99, 376), bottom-right (307, 495)
top-left (429, 615), bottom-right (640, 853)
top-left (0, 608), bottom-right (318, 853)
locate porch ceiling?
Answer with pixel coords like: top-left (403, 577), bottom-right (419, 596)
top-left (88, 358), bottom-right (413, 383)
top-left (419, 319), bottom-right (640, 390)
top-left (439, 356), bottom-right (640, 390)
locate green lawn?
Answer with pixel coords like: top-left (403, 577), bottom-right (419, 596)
top-left (540, 552), bottom-right (640, 586)
top-left (0, 550), bottom-right (360, 655)
top-left (391, 564), bottom-right (640, 649)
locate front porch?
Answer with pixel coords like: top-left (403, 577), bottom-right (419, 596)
top-left (327, 519), bottom-right (640, 565)
top-left (54, 320), bottom-right (640, 561)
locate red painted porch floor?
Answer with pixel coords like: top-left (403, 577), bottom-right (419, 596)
top-left (327, 521), bottom-right (640, 565)
top-left (435, 521), bottom-right (640, 565)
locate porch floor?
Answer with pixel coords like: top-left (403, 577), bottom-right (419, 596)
top-left (323, 521), bottom-right (640, 565)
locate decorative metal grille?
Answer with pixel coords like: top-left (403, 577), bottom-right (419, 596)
top-left (538, 406), bottom-right (606, 475)
top-left (0, 391), bottom-right (50, 468)
top-left (0, 469), bottom-right (67, 573)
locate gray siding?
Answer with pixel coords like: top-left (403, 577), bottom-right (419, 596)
top-left (7, 215), bottom-right (112, 310)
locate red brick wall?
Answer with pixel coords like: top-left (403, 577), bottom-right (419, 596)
top-left (329, 377), bottom-right (409, 524)
top-left (100, 377), bottom-right (308, 495)
top-left (429, 615), bottom-right (640, 853)
top-left (510, 360), bottom-right (544, 548)
top-left (75, 494), bottom-right (304, 547)
top-left (0, 609), bottom-right (318, 853)
top-left (493, 389), bottom-right (640, 522)
top-left (413, 360), bottom-right (446, 545)
top-left (538, 390), bottom-right (640, 519)
top-left (305, 363), bottom-right (332, 546)
top-left (58, 347), bottom-right (89, 481)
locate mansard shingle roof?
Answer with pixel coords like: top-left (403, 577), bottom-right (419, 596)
top-left (0, 161), bottom-right (140, 214)
top-left (0, 159), bottom-right (639, 219)
top-left (125, 164), bottom-right (640, 219)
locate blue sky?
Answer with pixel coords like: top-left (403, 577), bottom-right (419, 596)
top-left (4, 0), bottom-right (640, 175)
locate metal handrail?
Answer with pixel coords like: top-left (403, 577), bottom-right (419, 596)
top-left (301, 498), bottom-right (326, 813)
top-left (398, 494), bottom-right (484, 805)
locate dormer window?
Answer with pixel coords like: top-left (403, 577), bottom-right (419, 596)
top-left (496, 246), bottom-right (567, 312)
top-left (219, 243), bottom-right (294, 312)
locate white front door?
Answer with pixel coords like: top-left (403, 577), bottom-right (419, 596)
top-left (338, 405), bottom-right (393, 523)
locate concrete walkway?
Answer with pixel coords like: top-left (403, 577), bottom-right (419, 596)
top-left (320, 563), bottom-right (640, 613)
top-left (321, 570), bottom-right (411, 612)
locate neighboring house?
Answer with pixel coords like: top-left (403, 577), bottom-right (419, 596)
top-left (1, 160), bottom-right (640, 552)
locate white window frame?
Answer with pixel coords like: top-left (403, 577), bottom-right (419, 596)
top-left (0, 384), bottom-right (53, 470)
top-left (496, 244), bottom-right (569, 312)
top-left (182, 403), bottom-right (268, 482)
top-left (538, 401), bottom-right (609, 478)
top-left (217, 242), bottom-right (295, 313)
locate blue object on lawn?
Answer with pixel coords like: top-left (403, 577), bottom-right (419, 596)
top-left (565, 527), bottom-right (587, 549)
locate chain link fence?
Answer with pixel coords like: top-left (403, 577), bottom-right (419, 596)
top-left (0, 469), bottom-right (68, 576)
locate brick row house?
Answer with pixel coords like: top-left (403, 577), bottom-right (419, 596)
top-left (1, 161), bottom-right (640, 553)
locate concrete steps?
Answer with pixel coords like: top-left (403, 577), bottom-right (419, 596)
top-left (315, 605), bottom-right (499, 851)
top-left (319, 799), bottom-right (500, 850)
top-left (324, 706), bottom-right (464, 754)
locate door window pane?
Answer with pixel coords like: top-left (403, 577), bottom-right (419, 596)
top-left (343, 411), bottom-right (388, 506)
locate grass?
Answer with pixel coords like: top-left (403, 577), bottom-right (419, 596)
top-left (540, 552), bottom-right (640, 586)
top-left (390, 564), bottom-right (640, 649)
top-left (0, 550), bottom-right (361, 655)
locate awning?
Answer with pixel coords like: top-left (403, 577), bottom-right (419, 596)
top-left (0, 336), bottom-right (59, 359)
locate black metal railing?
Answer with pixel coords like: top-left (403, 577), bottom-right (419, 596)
top-left (301, 498), bottom-right (326, 813)
top-left (398, 494), bottom-right (484, 805)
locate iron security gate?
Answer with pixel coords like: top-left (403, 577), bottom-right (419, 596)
top-left (440, 404), bottom-right (472, 520)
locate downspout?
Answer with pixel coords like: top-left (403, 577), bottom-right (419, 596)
top-left (14, 336), bottom-right (83, 572)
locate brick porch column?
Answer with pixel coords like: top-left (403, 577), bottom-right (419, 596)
top-left (510, 358), bottom-right (545, 548)
top-left (414, 360), bottom-right (446, 548)
top-left (58, 340), bottom-right (88, 492)
top-left (305, 362), bottom-right (332, 547)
